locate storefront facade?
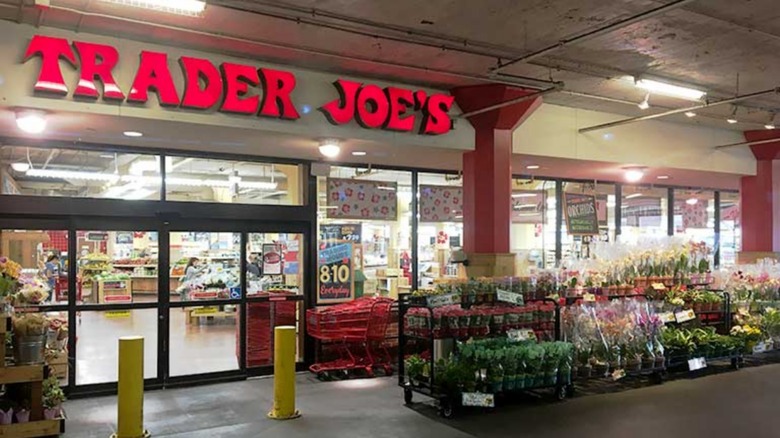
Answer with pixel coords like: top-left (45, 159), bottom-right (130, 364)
top-left (0, 20), bottom-right (746, 395)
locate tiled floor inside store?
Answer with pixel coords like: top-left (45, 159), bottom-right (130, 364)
top-left (64, 361), bottom-right (780, 438)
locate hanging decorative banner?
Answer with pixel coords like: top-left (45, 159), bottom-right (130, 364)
top-left (512, 190), bottom-right (545, 224)
top-left (680, 200), bottom-right (708, 230)
top-left (563, 193), bottom-right (599, 235)
top-left (420, 185), bottom-right (462, 222)
top-left (317, 242), bottom-right (355, 303)
top-left (327, 178), bottom-right (397, 220)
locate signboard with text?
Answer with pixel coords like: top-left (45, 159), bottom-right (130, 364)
top-left (563, 193), bottom-right (599, 236)
top-left (317, 242), bottom-right (355, 304)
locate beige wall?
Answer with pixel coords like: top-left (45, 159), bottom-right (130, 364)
top-left (514, 104), bottom-right (754, 176)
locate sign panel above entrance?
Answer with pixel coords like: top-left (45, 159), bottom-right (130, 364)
top-left (22, 34), bottom-right (455, 136)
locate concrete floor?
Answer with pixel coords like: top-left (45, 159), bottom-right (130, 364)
top-left (63, 362), bottom-right (780, 438)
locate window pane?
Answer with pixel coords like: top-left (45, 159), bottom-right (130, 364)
top-left (0, 229), bottom-right (69, 305)
top-left (560, 182), bottom-right (615, 262)
top-left (164, 156), bottom-right (301, 205)
top-left (170, 305), bottom-right (238, 376)
top-left (76, 231), bottom-right (159, 305)
top-left (674, 189), bottom-right (715, 263)
top-left (247, 233), bottom-right (303, 297)
top-left (510, 178), bottom-right (554, 271)
top-left (417, 173), bottom-right (464, 289)
top-left (76, 309), bottom-right (158, 385)
top-left (620, 185), bottom-right (669, 243)
top-left (246, 301), bottom-right (302, 368)
top-left (317, 167), bottom-right (412, 302)
top-left (720, 192), bottom-right (740, 267)
top-left (171, 232), bottom-right (240, 302)
top-left (1, 146), bottom-right (161, 200)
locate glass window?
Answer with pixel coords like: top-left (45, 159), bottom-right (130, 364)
top-left (674, 189), bottom-right (716, 260)
top-left (246, 233), bottom-right (303, 297)
top-left (170, 304), bottom-right (239, 376)
top-left (620, 185), bottom-right (669, 244)
top-left (560, 181), bottom-right (615, 263)
top-left (317, 167), bottom-right (412, 302)
top-left (511, 179), bottom-right (557, 270)
top-left (417, 173), bottom-right (464, 289)
top-left (170, 232), bottom-right (240, 302)
top-left (164, 156), bottom-right (301, 205)
top-left (76, 231), bottom-right (159, 305)
top-left (720, 191), bottom-right (740, 267)
top-left (246, 302), bottom-right (303, 368)
top-left (0, 229), bottom-right (69, 306)
top-left (1, 146), bottom-right (161, 200)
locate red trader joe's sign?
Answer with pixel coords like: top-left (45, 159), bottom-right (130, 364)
top-left (22, 34), bottom-right (454, 135)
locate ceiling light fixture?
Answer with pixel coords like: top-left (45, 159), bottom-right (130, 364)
top-left (26, 168), bottom-right (120, 183)
top-left (318, 140), bottom-right (340, 158)
top-left (10, 162), bottom-right (30, 172)
top-left (727, 106), bottom-right (738, 124)
top-left (351, 151), bottom-right (367, 156)
top-left (637, 93), bottom-right (650, 110)
top-left (686, 197), bottom-right (699, 205)
top-left (15, 110), bottom-right (47, 134)
top-left (625, 193), bottom-right (643, 199)
top-left (684, 111), bottom-right (696, 118)
top-left (634, 78), bottom-right (706, 101)
top-left (512, 193), bottom-right (537, 198)
top-left (123, 131), bottom-right (143, 137)
top-left (526, 165), bottom-right (540, 170)
top-left (624, 168), bottom-right (645, 183)
top-left (765, 113), bottom-right (776, 130)
top-left (100, 0), bottom-right (206, 16)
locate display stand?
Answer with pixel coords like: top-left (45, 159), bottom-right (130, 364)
top-left (0, 317), bottom-right (64, 437)
top-left (98, 279), bottom-right (132, 304)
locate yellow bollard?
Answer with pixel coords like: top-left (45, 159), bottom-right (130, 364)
top-left (267, 326), bottom-right (301, 420)
top-left (110, 336), bottom-right (150, 438)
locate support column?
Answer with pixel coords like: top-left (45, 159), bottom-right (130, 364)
top-left (452, 85), bottom-right (542, 276)
top-left (739, 130), bottom-right (780, 262)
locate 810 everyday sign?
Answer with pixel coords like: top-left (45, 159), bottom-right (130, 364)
top-left (22, 35), bottom-right (454, 135)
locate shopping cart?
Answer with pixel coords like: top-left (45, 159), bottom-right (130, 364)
top-left (307, 297), bottom-right (394, 379)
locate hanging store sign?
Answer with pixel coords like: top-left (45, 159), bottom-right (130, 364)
top-left (563, 193), bottom-right (599, 235)
top-left (22, 35), bottom-right (454, 135)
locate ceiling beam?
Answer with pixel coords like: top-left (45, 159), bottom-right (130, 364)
top-left (578, 88), bottom-right (780, 133)
top-left (492, 0), bottom-right (698, 73)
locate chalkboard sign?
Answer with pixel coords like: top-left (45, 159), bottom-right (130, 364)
top-left (317, 242), bottom-right (354, 304)
top-left (563, 193), bottom-right (599, 235)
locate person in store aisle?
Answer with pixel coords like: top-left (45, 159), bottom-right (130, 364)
top-left (183, 257), bottom-right (207, 282)
top-left (43, 253), bottom-right (60, 301)
top-left (247, 253), bottom-right (262, 278)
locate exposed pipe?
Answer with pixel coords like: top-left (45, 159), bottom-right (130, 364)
top-left (578, 88), bottom-right (780, 133)
top-left (492, 0), bottom-right (697, 73)
top-left (457, 85), bottom-right (561, 119)
top-left (43, 4), bottom-right (555, 90)
top-left (713, 137), bottom-right (780, 150)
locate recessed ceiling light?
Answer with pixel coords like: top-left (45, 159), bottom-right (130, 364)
top-left (624, 168), bottom-right (644, 183)
top-left (526, 165), bottom-right (540, 170)
top-left (686, 197), bottom-right (698, 205)
top-left (319, 140), bottom-right (340, 158)
top-left (684, 111), bottom-right (696, 118)
top-left (123, 131), bottom-right (143, 137)
top-left (16, 110), bottom-right (47, 134)
top-left (657, 175), bottom-right (670, 180)
top-left (352, 151), bottom-right (367, 156)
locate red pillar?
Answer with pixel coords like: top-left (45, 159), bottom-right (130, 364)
top-left (451, 85), bottom-right (542, 254)
top-left (740, 130), bottom-right (780, 254)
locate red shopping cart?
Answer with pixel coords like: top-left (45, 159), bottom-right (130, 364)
top-left (307, 297), bottom-right (394, 379)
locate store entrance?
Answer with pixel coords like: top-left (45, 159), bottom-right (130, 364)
top-left (0, 217), bottom-right (311, 393)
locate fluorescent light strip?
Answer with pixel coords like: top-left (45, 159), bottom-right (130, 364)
top-left (625, 193), bottom-right (644, 199)
top-left (512, 193), bottom-right (537, 198)
top-left (635, 79), bottom-right (706, 101)
top-left (26, 168), bottom-right (119, 182)
top-left (100, 0), bottom-right (206, 16)
top-left (25, 169), bottom-right (277, 190)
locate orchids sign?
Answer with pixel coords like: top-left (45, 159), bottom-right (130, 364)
top-left (22, 34), bottom-right (454, 135)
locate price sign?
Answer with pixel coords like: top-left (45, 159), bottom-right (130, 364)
top-left (319, 223), bottom-right (362, 243)
top-left (192, 306), bottom-right (219, 316)
top-left (105, 310), bottom-right (131, 319)
top-left (507, 329), bottom-right (536, 342)
top-left (426, 293), bottom-right (458, 308)
top-left (461, 392), bottom-right (495, 408)
top-left (658, 312), bottom-right (676, 324)
top-left (582, 293), bottom-right (596, 302)
top-left (317, 242), bottom-right (354, 304)
top-left (688, 357), bottom-right (707, 371)
top-left (496, 289), bottom-right (524, 306)
top-left (651, 283), bottom-right (666, 291)
top-left (675, 309), bottom-right (696, 323)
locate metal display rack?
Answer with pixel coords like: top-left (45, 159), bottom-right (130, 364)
top-left (398, 294), bottom-right (570, 417)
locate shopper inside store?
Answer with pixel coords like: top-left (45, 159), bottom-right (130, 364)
top-left (0, 0), bottom-right (777, 436)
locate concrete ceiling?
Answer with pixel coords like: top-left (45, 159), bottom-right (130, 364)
top-left (1, 0), bottom-right (777, 134)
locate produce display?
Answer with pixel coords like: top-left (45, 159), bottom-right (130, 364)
top-left (79, 253), bottom-right (112, 287)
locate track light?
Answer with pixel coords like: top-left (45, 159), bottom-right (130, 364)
top-left (684, 111), bottom-right (696, 118)
top-left (726, 106), bottom-right (738, 124)
top-left (765, 113), bottom-right (776, 130)
top-left (637, 94), bottom-right (650, 110)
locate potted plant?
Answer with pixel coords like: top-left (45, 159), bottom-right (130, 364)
top-left (525, 344), bottom-right (544, 388)
top-left (12, 313), bottom-right (49, 365)
top-left (43, 376), bottom-right (66, 419)
top-left (404, 355), bottom-right (427, 386)
top-left (502, 348), bottom-right (518, 391)
top-left (15, 402), bottom-right (29, 423)
top-left (0, 406), bottom-right (12, 425)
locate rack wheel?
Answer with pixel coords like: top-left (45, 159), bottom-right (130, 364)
top-left (384, 365), bottom-right (394, 376)
top-left (438, 399), bottom-right (455, 419)
top-left (731, 358), bottom-right (740, 370)
top-left (404, 388), bottom-right (413, 405)
top-left (555, 385), bottom-right (567, 401)
top-left (316, 371), bottom-right (328, 381)
top-left (365, 367), bottom-right (374, 377)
